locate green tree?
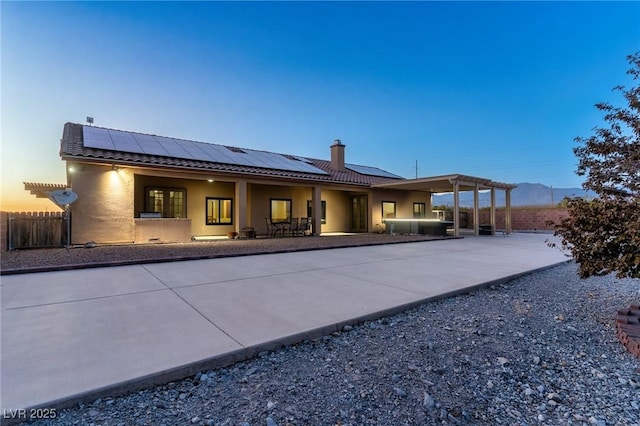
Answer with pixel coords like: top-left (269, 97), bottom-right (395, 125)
top-left (552, 53), bottom-right (640, 279)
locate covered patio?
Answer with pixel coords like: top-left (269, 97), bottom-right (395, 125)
top-left (372, 174), bottom-right (517, 237)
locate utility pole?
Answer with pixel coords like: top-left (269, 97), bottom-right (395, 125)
top-left (414, 160), bottom-right (418, 179)
top-left (551, 185), bottom-right (554, 206)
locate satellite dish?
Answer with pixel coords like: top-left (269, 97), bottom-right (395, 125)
top-left (49, 189), bottom-right (78, 207)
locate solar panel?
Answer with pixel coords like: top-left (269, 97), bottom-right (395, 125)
top-left (132, 133), bottom-right (170, 156)
top-left (262, 151), bottom-right (290, 169)
top-left (154, 135), bottom-right (195, 159)
top-left (110, 130), bottom-right (140, 152)
top-left (81, 126), bottom-right (328, 175)
top-left (83, 127), bottom-right (115, 150)
top-left (233, 148), bottom-right (262, 167)
top-left (248, 150), bottom-right (277, 168)
top-left (181, 140), bottom-right (216, 162)
top-left (301, 162), bottom-right (328, 174)
top-left (247, 152), bottom-right (271, 168)
top-left (346, 164), bottom-right (403, 179)
top-left (198, 142), bottom-right (237, 165)
top-left (222, 148), bottom-right (253, 167)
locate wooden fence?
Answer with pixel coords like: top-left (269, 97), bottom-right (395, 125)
top-left (6, 211), bottom-right (69, 250)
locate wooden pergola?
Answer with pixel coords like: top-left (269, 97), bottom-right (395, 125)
top-left (372, 174), bottom-right (517, 236)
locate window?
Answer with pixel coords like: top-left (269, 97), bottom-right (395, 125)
top-left (146, 188), bottom-right (186, 218)
top-left (382, 201), bottom-right (396, 219)
top-left (270, 199), bottom-right (291, 223)
top-left (307, 200), bottom-right (327, 224)
top-left (206, 197), bottom-right (233, 225)
top-left (413, 202), bottom-right (426, 218)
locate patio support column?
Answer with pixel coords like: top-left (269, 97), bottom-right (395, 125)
top-left (473, 183), bottom-right (479, 236)
top-left (235, 180), bottom-right (248, 231)
top-left (311, 186), bottom-right (322, 236)
top-left (453, 180), bottom-right (460, 237)
top-left (505, 188), bottom-right (512, 235)
top-left (490, 187), bottom-right (496, 235)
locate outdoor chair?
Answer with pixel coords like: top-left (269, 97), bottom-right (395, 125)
top-left (298, 217), bottom-right (310, 236)
top-left (288, 217), bottom-right (300, 236)
top-left (265, 218), bottom-right (278, 238)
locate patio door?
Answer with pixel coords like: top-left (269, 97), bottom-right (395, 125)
top-left (351, 195), bottom-right (368, 232)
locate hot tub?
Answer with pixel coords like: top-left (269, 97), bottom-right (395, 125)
top-left (383, 219), bottom-right (453, 236)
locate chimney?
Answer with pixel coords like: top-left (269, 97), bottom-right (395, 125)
top-left (330, 139), bottom-right (345, 172)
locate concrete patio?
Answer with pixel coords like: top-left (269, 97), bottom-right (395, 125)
top-left (0, 233), bottom-right (568, 417)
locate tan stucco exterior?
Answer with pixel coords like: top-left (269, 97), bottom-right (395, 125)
top-left (59, 123), bottom-right (514, 244)
top-left (67, 158), bottom-right (515, 245)
top-left (67, 160), bottom-right (439, 244)
top-left (134, 218), bottom-right (192, 242)
top-left (370, 189), bottom-right (433, 229)
top-left (68, 162), bottom-right (135, 244)
top-left (134, 174), bottom-right (236, 237)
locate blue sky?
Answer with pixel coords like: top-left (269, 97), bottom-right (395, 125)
top-left (2, 1), bottom-right (639, 210)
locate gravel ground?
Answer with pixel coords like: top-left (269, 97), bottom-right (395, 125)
top-left (0, 234), bottom-right (442, 273)
top-left (22, 262), bottom-right (640, 426)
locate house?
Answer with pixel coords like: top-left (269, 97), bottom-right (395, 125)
top-left (53, 122), bottom-right (515, 244)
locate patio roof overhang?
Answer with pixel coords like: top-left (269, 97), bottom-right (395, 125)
top-left (371, 173), bottom-right (517, 193)
top-left (372, 174), bottom-right (517, 237)
top-left (23, 182), bottom-right (67, 199)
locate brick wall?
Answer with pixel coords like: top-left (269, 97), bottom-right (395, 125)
top-left (463, 207), bottom-right (569, 232)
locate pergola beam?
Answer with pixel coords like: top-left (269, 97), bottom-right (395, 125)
top-left (372, 173), bottom-right (516, 237)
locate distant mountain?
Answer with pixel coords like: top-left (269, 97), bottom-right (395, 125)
top-left (431, 183), bottom-right (595, 207)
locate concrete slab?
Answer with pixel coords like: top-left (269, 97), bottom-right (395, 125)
top-left (1, 289), bottom-right (243, 411)
top-left (1, 266), bottom-right (166, 309)
top-left (174, 269), bottom-right (423, 347)
top-left (0, 233), bottom-right (568, 415)
top-left (142, 248), bottom-right (380, 288)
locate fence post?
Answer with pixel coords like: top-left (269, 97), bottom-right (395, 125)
top-left (8, 214), bottom-right (13, 251)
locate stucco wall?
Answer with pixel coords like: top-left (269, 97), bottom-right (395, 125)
top-left (134, 218), bottom-right (192, 243)
top-left (321, 189), bottom-right (351, 233)
top-left (68, 163), bottom-right (135, 244)
top-left (70, 166), bottom-right (242, 243)
top-left (250, 184), bottom-right (315, 235)
top-left (370, 190), bottom-right (432, 231)
top-left (134, 174), bottom-right (236, 237)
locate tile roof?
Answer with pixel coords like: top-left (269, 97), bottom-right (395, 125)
top-left (59, 123), bottom-right (404, 186)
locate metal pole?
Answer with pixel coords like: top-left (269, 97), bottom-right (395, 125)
top-left (65, 205), bottom-right (71, 248)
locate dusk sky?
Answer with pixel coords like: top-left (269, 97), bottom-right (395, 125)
top-left (2, 1), bottom-right (639, 211)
